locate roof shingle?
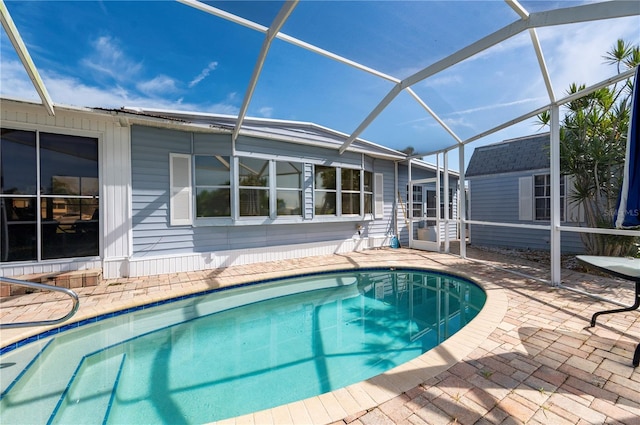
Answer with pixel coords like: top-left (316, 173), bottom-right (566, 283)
top-left (466, 133), bottom-right (550, 177)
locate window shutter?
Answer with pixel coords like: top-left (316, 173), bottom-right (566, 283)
top-left (170, 153), bottom-right (192, 226)
top-left (518, 176), bottom-right (533, 221)
top-left (374, 173), bottom-right (384, 219)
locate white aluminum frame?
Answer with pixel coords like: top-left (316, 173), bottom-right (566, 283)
top-left (3, 0), bottom-right (639, 289)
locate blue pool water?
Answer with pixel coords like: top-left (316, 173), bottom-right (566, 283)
top-left (0, 269), bottom-right (485, 424)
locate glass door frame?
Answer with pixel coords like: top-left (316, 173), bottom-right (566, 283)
top-left (408, 178), bottom-right (440, 251)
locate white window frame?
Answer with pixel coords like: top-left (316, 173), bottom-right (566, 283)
top-left (194, 154), bottom-right (232, 221)
top-left (314, 165), bottom-right (374, 219)
top-left (341, 168), bottom-right (361, 216)
top-left (274, 160), bottom-right (304, 219)
top-left (174, 154), bottom-right (378, 225)
top-left (314, 165), bottom-right (338, 216)
top-left (534, 173), bottom-right (565, 221)
top-left (519, 174), bottom-right (566, 222)
top-left (237, 156), bottom-right (270, 218)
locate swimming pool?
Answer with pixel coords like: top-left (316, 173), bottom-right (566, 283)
top-left (0, 268), bottom-right (486, 424)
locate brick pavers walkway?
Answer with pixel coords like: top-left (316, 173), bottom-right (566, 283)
top-left (1, 248), bottom-right (639, 424)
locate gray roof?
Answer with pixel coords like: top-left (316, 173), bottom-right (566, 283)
top-left (121, 108), bottom-right (458, 175)
top-left (466, 133), bottom-right (550, 177)
top-left (119, 107), bottom-right (407, 161)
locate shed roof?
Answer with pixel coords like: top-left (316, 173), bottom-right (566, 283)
top-left (465, 133), bottom-right (550, 177)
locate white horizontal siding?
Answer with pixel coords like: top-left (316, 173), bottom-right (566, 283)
top-left (126, 238), bottom-right (368, 277)
top-left (0, 260), bottom-right (103, 279)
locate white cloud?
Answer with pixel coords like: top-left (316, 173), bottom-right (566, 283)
top-left (0, 32), bottom-right (239, 113)
top-left (81, 36), bottom-right (142, 82)
top-left (257, 106), bottom-right (273, 118)
top-left (0, 57), bottom-right (239, 115)
top-left (423, 74), bottom-right (463, 88)
top-left (449, 97), bottom-right (546, 116)
top-left (188, 62), bottom-right (219, 88)
top-left (0, 60), bottom-right (41, 101)
top-left (136, 75), bottom-right (179, 96)
top-left (537, 18), bottom-right (640, 95)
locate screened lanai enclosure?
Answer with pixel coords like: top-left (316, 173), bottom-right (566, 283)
top-left (0, 1), bottom-right (639, 288)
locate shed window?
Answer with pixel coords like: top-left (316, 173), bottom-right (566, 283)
top-left (534, 174), bottom-right (565, 221)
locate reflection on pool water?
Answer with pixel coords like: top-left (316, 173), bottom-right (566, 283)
top-left (0, 268), bottom-right (486, 424)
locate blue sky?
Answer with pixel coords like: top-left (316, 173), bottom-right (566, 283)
top-left (1, 1), bottom-right (639, 168)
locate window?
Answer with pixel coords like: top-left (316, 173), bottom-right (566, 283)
top-left (363, 171), bottom-right (373, 215)
top-left (175, 157), bottom-right (376, 223)
top-left (314, 166), bottom-right (373, 217)
top-left (342, 168), bottom-right (361, 215)
top-left (276, 161), bottom-right (302, 216)
top-left (1, 128), bottom-right (99, 262)
top-left (315, 165), bottom-right (336, 215)
top-left (238, 157), bottom-right (269, 217)
top-left (534, 174), bottom-right (565, 221)
top-left (194, 155), bottom-right (231, 218)
top-left (193, 156), bottom-right (303, 220)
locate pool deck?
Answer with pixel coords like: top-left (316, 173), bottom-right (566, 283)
top-left (1, 247), bottom-right (639, 424)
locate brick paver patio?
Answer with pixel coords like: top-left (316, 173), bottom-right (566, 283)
top-left (1, 247), bottom-right (639, 424)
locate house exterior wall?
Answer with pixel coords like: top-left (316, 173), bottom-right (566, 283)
top-left (468, 171), bottom-right (585, 253)
top-left (0, 100), bottom-right (458, 281)
top-left (126, 125), bottom-right (399, 277)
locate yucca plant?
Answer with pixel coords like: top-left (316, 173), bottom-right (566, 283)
top-left (538, 39), bottom-right (639, 257)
